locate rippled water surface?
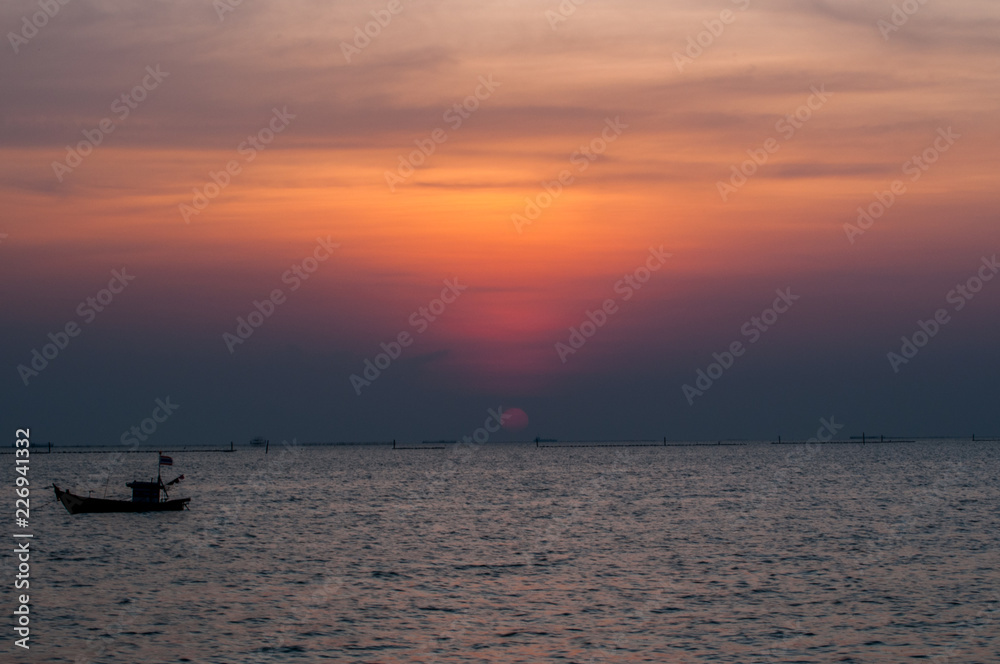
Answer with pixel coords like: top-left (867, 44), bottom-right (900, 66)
top-left (8, 441), bottom-right (1000, 663)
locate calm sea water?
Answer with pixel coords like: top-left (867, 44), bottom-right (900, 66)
top-left (6, 441), bottom-right (1000, 663)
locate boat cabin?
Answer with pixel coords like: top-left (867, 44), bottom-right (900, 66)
top-left (126, 481), bottom-right (161, 503)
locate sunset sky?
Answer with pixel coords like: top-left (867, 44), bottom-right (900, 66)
top-left (3, 0), bottom-right (998, 444)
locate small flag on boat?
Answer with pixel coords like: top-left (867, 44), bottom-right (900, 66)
top-left (159, 455), bottom-right (173, 466)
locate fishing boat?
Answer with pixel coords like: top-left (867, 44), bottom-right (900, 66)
top-left (53, 453), bottom-right (190, 514)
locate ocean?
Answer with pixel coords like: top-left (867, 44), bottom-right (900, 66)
top-left (8, 440), bottom-right (1000, 663)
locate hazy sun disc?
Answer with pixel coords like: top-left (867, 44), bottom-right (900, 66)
top-left (501, 407), bottom-right (529, 431)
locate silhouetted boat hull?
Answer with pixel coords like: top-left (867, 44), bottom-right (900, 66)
top-left (53, 485), bottom-right (190, 514)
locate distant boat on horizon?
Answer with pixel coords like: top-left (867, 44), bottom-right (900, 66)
top-left (249, 436), bottom-right (267, 447)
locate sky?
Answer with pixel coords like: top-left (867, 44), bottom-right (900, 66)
top-left (2, 0), bottom-right (998, 446)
